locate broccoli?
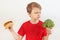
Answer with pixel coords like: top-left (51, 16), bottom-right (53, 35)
top-left (43, 19), bottom-right (55, 29)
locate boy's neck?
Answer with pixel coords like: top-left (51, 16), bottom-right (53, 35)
top-left (30, 19), bottom-right (39, 24)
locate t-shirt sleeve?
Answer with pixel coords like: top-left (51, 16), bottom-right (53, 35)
top-left (17, 24), bottom-right (25, 36)
top-left (42, 28), bottom-right (47, 36)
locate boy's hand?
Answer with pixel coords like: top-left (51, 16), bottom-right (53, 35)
top-left (47, 28), bottom-right (51, 35)
top-left (43, 29), bottom-right (51, 40)
top-left (8, 26), bottom-right (14, 32)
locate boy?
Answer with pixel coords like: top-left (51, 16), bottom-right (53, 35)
top-left (8, 2), bottom-right (51, 40)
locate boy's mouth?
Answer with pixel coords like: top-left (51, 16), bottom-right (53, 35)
top-left (37, 16), bottom-right (40, 18)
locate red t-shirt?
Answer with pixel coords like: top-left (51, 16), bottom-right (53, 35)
top-left (18, 20), bottom-right (47, 40)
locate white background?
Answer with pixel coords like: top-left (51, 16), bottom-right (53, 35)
top-left (0, 0), bottom-right (60, 40)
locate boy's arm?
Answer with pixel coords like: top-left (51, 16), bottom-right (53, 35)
top-left (43, 29), bottom-right (51, 40)
top-left (43, 35), bottom-right (49, 40)
top-left (4, 21), bottom-right (24, 40)
top-left (8, 27), bottom-right (23, 40)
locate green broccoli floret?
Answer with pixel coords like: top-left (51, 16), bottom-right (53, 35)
top-left (43, 19), bottom-right (55, 29)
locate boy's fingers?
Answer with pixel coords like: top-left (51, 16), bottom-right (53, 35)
top-left (47, 30), bottom-right (51, 35)
top-left (8, 27), bottom-right (11, 29)
top-left (47, 28), bottom-right (51, 35)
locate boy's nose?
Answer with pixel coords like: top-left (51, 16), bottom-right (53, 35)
top-left (38, 14), bottom-right (40, 16)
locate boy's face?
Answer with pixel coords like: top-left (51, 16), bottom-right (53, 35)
top-left (29, 7), bottom-right (41, 20)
